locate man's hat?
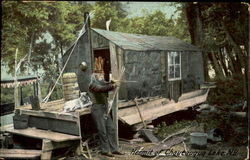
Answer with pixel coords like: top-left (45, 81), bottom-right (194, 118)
top-left (79, 61), bottom-right (88, 71)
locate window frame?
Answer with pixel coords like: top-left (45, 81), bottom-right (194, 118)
top-left (168, 51), bottom-right (182, 81)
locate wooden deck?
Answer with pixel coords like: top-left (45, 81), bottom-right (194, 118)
top-left (119, 89), bottom-right (209, 125)
top-left (0, 149), bottom-right (42, 159)
top-left (15, 89), bottom-right (209, 127)
top-left (1, 124), bottom-right (81, 160)
top-left (3, 124), bottom-right (80, 142)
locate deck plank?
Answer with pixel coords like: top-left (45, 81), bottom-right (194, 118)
top-left (0, 149), bottom-right (41, 159)
top-left (16, 109), bottom-right (79, 122)
top-left (119, 90), bottom-right (209, 125)
top-left (3, 125), bottom-right (80, 142)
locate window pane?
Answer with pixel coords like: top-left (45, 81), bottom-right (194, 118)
top-left (175, 52), bottom-right (180, 64)
top-left (175, 65), bottom-right (180, 78)
top-left (169, 66), bottom-right (174, 79)
top-left (168, 53), bottom-right (174, 65)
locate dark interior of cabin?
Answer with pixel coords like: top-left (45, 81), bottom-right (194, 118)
top-left (93, 49), bottom-right (111, 82)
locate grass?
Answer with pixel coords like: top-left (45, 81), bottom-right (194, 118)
top-left (154, 120), bottom-right (194, 140)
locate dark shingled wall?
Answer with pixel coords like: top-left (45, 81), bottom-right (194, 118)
top-left (63, 32), bottom-right (93, 92)
top-left (91, 30), bottom-right (109, 49)
top-left (121, 50), bottom-right (204, 100)
top-left (124, 50), bottom-right (162, 99)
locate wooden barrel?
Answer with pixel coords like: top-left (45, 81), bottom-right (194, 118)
top-left (62, 73), bottom-right (80, 101)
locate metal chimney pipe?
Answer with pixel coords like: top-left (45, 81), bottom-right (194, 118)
top-left (84, 12), bottom-right (90, 29)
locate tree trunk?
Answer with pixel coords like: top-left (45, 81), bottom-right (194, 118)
top-left (14, 49), bottom-right (20, 108)
top-left (224, 46), bottom-right (236, 75)
top-left (209, 51), bottom-right (225, 79)
top-left (27, 31), bottom-right (35, 74)
top-left (60, 42), bottom-right (64, 59)
top-left (46, 81), bottom-right (54, 97)
top-left (222, 21), bottom-right (246, 72)
top-left (218, 48), bottom-right (230, 77)
top-left (185, 2), bottom-right (209, 81)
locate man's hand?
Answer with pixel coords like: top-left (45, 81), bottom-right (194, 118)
top-left (113, 82), bottom-right (120, 88)
top-left (110, 77), bottom-right (119, 83)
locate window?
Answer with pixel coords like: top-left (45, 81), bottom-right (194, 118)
top-left (168, 52), bottom-right (181, 80)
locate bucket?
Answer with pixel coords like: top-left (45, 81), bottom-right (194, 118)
top-left (190, 132), bottom-right (207, 149)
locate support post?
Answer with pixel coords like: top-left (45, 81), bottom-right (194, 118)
top-left (112, 94), bottom-right (119, 147)
top-left (109, 42), bottom-right (120, 147)
top-left (33, 82), bottom-right (36, 97)
top-left (20, 86), bottom-right (23, 106)
top-left (37, 81), bottom-right (42, 102)
top-left (41, 139), bottom-right (52, 160)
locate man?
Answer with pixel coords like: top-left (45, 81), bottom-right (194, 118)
top-left (88, 73), bottom-right (124, 157)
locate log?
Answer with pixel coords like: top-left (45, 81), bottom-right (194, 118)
top-left (161, 126), bottom-right (191, 143)
top-left (229, 112), bottom-right (247, 119)
top-left (132, 120), bottom-right (152, 131)
top-left (139, 129), bottom-right (159, 143)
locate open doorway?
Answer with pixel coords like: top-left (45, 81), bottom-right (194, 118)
top-left (93, 49), bottom-right (111, 81)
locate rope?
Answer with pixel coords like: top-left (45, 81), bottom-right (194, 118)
top-left (42, 14), bottom-right (90, 103)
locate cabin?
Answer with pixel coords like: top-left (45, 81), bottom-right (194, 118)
top-left (63, 15), bottom-right (204, 103)
top-left (61, 12), bottom-right (210, 127)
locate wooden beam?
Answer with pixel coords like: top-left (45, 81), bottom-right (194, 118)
top-left (178, 89), bottom-right (205, 101)
top-left (4, 125), bottom-right (80, 142)
top-left (43, 140), bottom-right (79, 151)
top-left (0, 149), bottom-right (41, 159)
top-left (132, 120), bottom-right (152, 131)
top-left (16, 109), bottom-right (79, 122)
top-left (134, 98), bottom-right (146, 128)
top-left (119, 89), bottom-right (209, 125)
top-left (41, 139), bottom-right (52, 160)
top-left (109, 42), bottom-right (119, 147)
top-left (118, 96), bottom-right (160, 109)
top-left (139, 129), bottom-right (159, 143)
top-left (28, 116), bottom-right (80, 135)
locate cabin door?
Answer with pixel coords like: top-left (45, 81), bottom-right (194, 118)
top-left (93, 49), bottom-right (111, 81)
top-left (164, 51), bottom-right (182, 102)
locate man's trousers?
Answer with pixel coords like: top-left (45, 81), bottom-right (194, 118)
top-left (91, 104), bottom-right (118, 153)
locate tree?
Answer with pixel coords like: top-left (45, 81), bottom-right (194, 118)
top-left (117, 10), bottom-right (173, 36)
top-left (181, 2), bottom-right (248, 80)
top-left (2, 1), bottom-right (50, 72)
top-left (2, 1), bottom-right (91, 101)
top-left (179, 2), bottom-right (248, 103)
top-left (91, 2), bottom-right (127, 30)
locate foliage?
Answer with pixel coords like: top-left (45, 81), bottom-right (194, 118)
top-left (2, 1), bottom-right (91, 101)
top-left (91, 2), bottom-right (127, 30)
top-left (197, 107), bottom-right (247, 145)
top-left (0, 88), bottom-right (14, 104)
top-left (184, 2), bottom-right (248, 79)
top-left (2, 1), bottom-right (91, 74)
top-left (2, 1), bottom-right (50, 72)
top-left (208, 74), bottom-right (245, 106)
top-left (116, 10), bottom-right (191, 42)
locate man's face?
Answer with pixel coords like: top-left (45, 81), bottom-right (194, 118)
top-left (95, 73), bottom-right (104, 81)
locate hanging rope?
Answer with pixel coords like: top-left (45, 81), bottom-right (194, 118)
top-left (42, 14), bottom-right (90, 103)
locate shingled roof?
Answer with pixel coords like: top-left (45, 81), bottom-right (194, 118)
top-left (92, 28), bottom-right (201, 52)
